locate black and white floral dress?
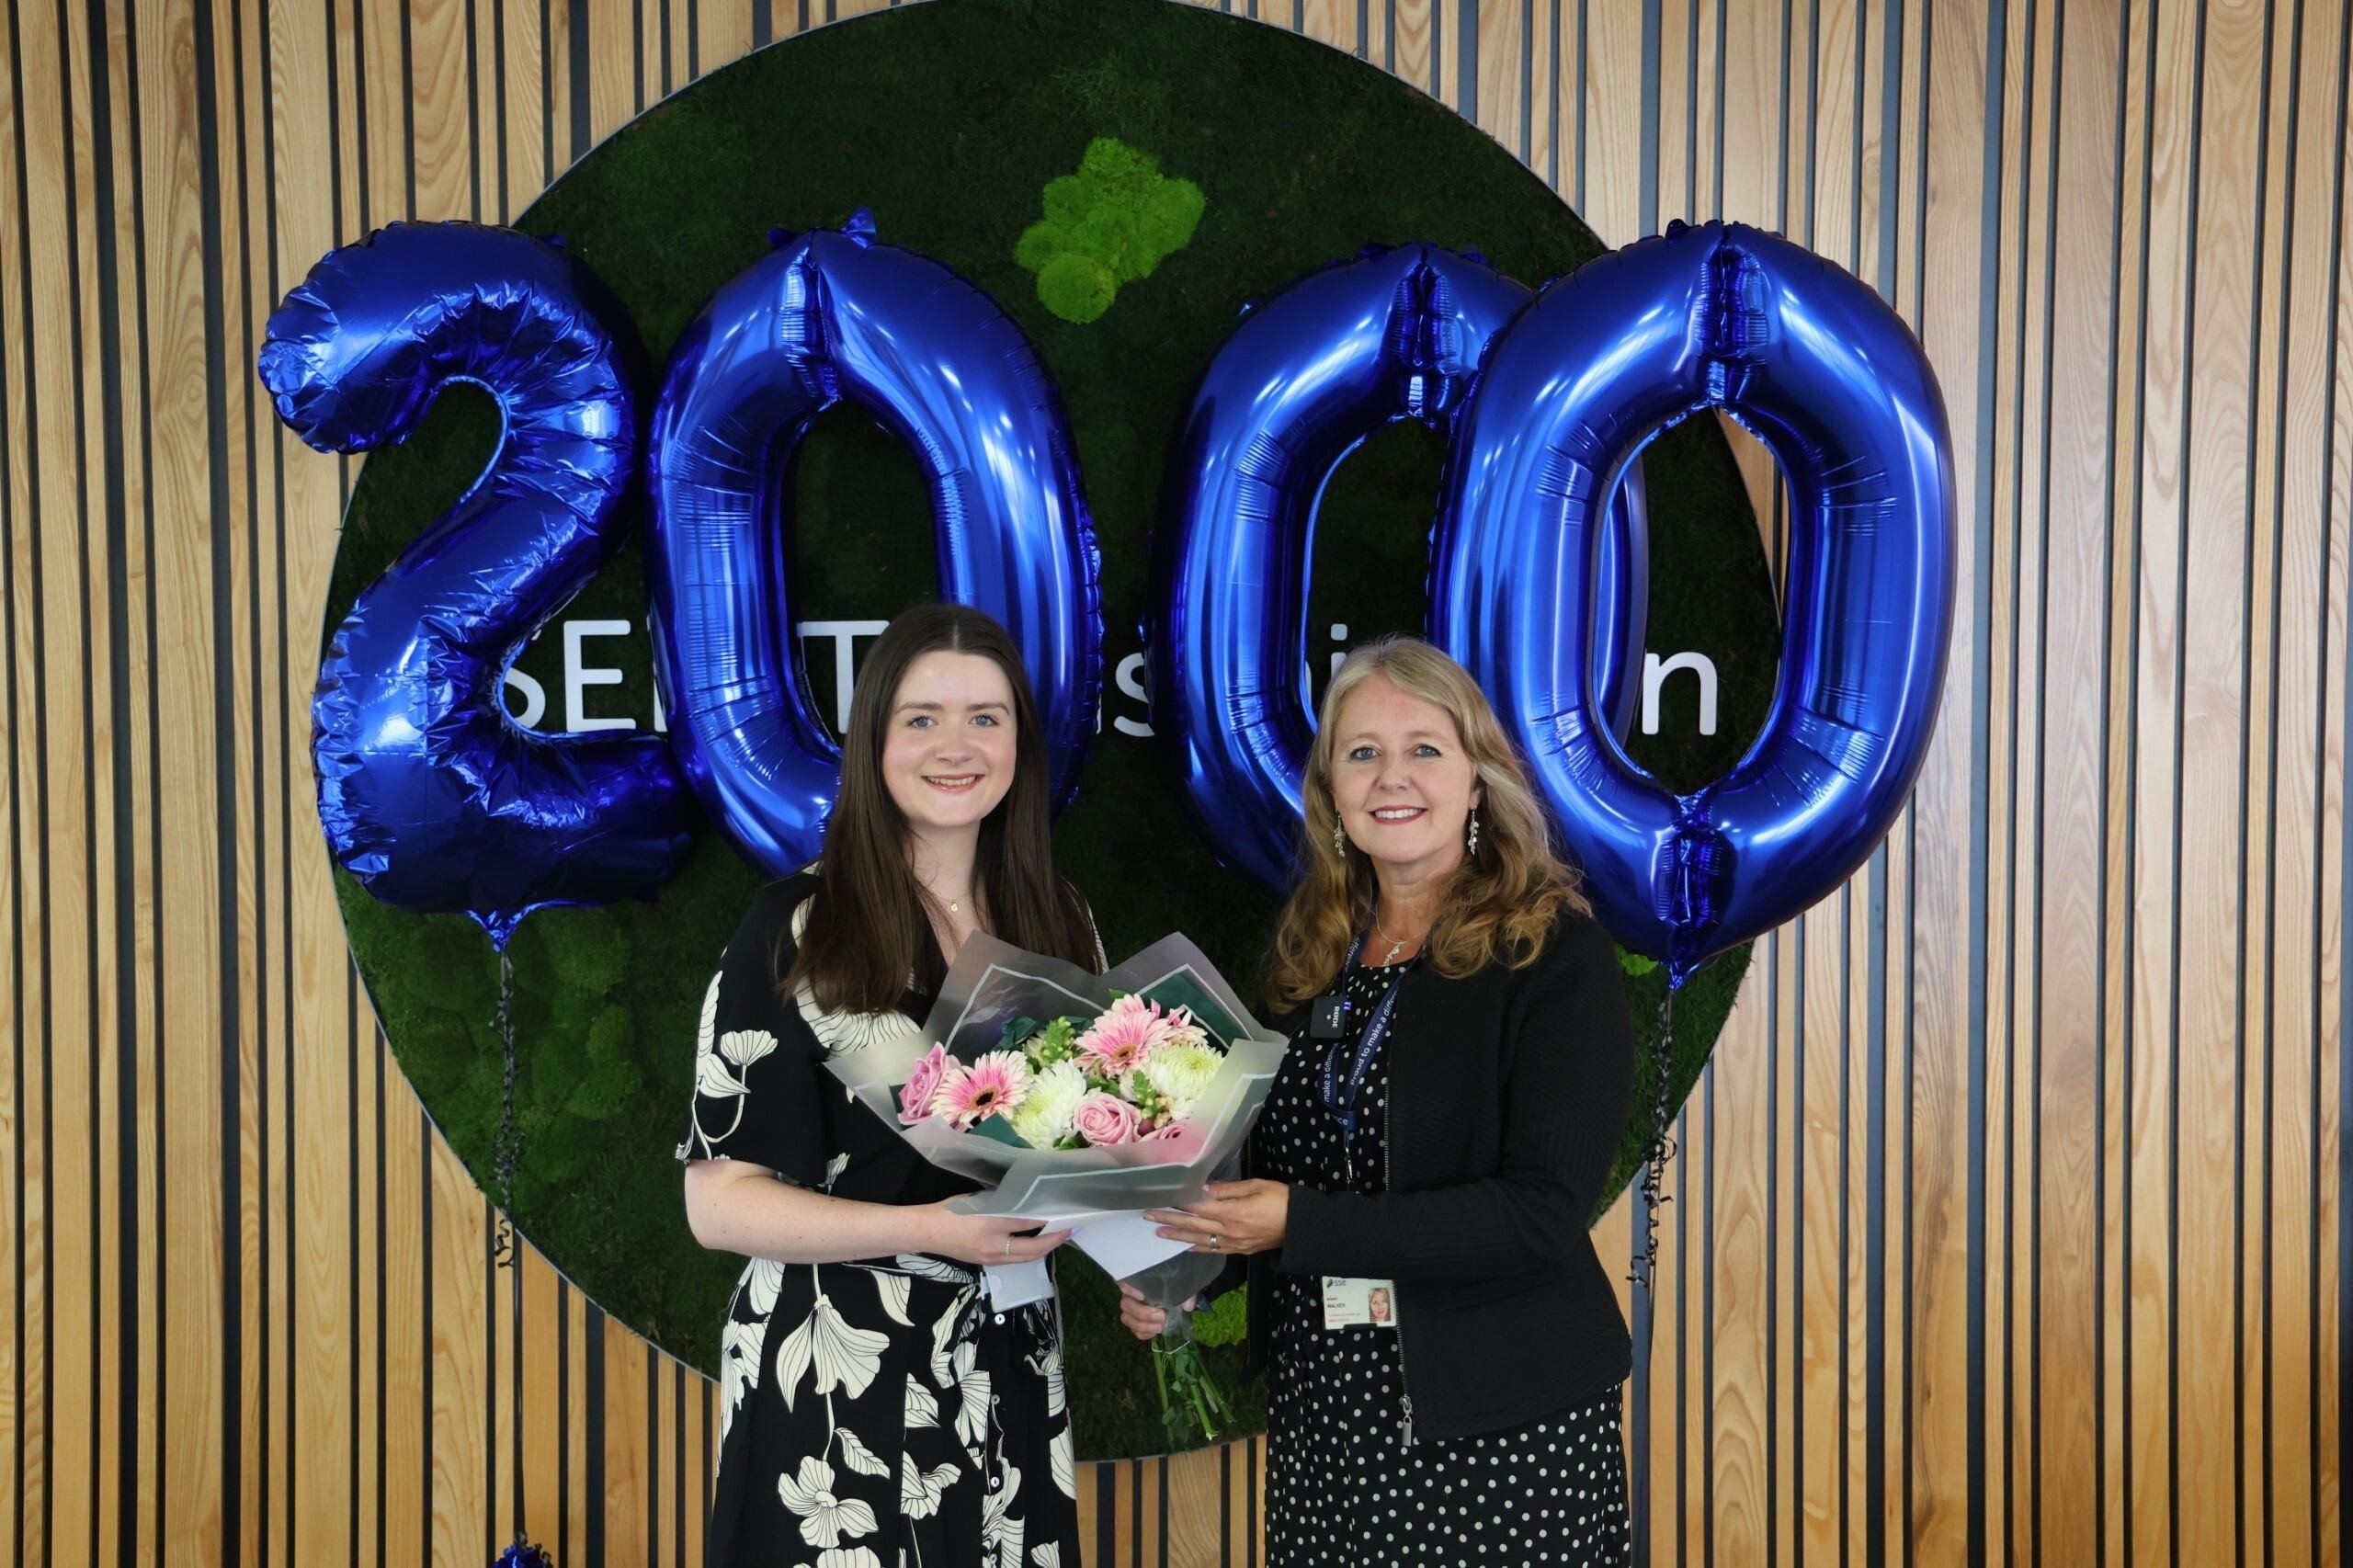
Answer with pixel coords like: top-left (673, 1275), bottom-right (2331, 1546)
top-left (679, 874), bottom-right (1080, 1568)
top-left (1256, 962), bottom-right (1632, 1565)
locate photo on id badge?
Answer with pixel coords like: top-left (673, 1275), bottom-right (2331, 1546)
top-left (1323, 1277), bottom-right (1399, 1329)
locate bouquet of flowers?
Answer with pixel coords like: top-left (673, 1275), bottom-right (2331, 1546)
top-left (814, 929), bottom-right (1287, 1449)
top-left (895, 991), bottom-right (1228, 1150)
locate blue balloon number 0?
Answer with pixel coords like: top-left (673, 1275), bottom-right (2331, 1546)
top-left (1432, 221), bottom-right (1955, 981)
top-left (1150, 243), bottom-right (1651, 893)
top-left (643, 214), bottom-right (1103, 879)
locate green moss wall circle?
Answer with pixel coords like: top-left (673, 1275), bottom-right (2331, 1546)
top-left (324, 0), bottom-right (1778, 1460)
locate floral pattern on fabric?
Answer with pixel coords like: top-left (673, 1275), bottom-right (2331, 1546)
top-left (679, 877), bottom-right (1080, 1568)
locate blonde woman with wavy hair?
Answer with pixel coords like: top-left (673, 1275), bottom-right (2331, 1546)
top-left (1267, 635), bottom-right (1588, 1008)
top-left (1123, 635), bottom-right (1640, 1566)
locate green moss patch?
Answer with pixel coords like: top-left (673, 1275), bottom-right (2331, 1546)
top-left (1017, 136), bottom-right (1205, 322)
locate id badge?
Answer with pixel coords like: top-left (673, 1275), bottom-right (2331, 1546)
top-left (1321, 1276), bottom-right (1401, 1330)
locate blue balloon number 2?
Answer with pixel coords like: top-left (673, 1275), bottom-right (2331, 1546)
top-left (258, 222), bottom-right (697, 949)
top-left (264, 215), bottom-right (1952, 976)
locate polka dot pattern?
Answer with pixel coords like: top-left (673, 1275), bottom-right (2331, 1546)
top-left (1258, 963), bottom-right (1632, 1564)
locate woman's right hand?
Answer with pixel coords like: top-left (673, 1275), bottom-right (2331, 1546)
top-left (1117, 1281), bottom-right (1201, 1341)
top-left (916, 1199), bottom-right (1071, 1267)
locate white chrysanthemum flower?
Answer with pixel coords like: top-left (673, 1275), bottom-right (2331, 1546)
top-left (1141, 1040), bottom-right (1222, 1121)
top-left (1007, 1061), bottom-right (1087, 1148)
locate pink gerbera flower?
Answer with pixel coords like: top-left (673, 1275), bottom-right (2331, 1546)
top-left (1074, 994), bottom-right (1177, 1078)
top-left (928, 1049), bottom-right (1033, 1131)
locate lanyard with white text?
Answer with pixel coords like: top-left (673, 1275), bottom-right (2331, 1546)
top-left (1316, 931), bottom-right (1415, 1143)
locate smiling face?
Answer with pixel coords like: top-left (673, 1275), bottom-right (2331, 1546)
top-left (1329, 675), bottom-right (1483, 888)
top-left (880, 650), bottom-right (1019, 841)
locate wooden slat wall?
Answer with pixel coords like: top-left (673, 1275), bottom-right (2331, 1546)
top-left (1, 1), bottom-right (2344, 1563)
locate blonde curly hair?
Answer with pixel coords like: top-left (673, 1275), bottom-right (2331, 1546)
top-left (1265, 636), bottom-right (1588, 1010)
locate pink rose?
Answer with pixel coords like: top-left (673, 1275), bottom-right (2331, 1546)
top-left (1072, 1091), bottom-right (1142, 1147)
top-left (1139, 1119), bottom-right (1201, 1162)
top-left (898, 1043), bottom-right (950, 1126)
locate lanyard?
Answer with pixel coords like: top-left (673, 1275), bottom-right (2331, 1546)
top-left (1316, 931), bottom-right (1415, 1138)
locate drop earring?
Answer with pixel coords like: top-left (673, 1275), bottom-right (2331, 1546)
top-left (1332, 818), bottom-right (1347, 856)
top-left (1466, 807), bottom-right (1481, 858)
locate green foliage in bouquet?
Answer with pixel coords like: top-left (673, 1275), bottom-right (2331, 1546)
top-left (325, 0), bottom-right (1779, 1460)
top-left (1017, 137), bottom-right (1205, 323)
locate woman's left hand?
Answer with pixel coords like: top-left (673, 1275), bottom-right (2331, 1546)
top-left (1146, 1180), bottom-right (1290, 1257)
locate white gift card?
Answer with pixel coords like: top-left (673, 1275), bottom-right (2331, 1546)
top-left (1067, 1211), bottom-right (1196, 1278)
top-left (1321, 1276), bottom-right (1400, 1329)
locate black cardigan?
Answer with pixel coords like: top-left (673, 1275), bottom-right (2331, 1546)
top-left (1235, 905), bottom-right (1637, 1442)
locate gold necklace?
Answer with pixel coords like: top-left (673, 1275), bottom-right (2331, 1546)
top-left (921, 879), bottom-right (972, 917)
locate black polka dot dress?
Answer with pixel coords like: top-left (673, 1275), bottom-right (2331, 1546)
top-left (1258, 962), bottom-right (1633, 1565)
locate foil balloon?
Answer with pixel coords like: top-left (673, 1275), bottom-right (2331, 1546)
top-left (1432, 219), bottom-right (1956, 982)
top-left (1152, 243), bottom-right (1649, 892)
top-left (646, 211), bottom-right (1103, 875)
top-left (257, 221), bottom-right (697, 949)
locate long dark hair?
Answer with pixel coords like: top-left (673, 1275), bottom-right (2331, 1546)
top-left (786, 603), bottom-right (1097, 1012)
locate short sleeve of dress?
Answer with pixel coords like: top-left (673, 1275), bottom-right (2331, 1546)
top-left (676, 879), bottom-right (828, 1186)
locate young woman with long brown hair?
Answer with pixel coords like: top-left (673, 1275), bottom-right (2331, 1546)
top-left (679, 603), bottom-right (1098, 1568)
top-left (1124, 635), bottom-right (1639, 1564)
